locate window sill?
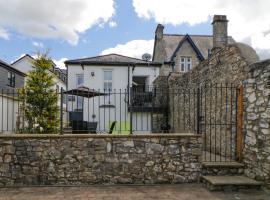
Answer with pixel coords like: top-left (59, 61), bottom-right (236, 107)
top-left (99, 104), bottom-right (115, 108)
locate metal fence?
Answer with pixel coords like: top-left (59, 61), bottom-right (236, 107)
top-left (0, 84), bottom-right (244, 162)
top-left (62, 86), bottom-right (169, 134)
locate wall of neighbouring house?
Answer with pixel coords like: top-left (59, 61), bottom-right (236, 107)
top-left (0, 94), bottom-right (20, 133)
top-left (0, 65), bottom-right (24, 91)
top-left (244, 59), bottom-right (270, 189)
top-left (0, 134), bottom-right (201, 186)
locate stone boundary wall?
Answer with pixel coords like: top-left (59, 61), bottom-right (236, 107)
top-left (244, 59), bottom-right (270, 189)
top-left (0, 134), bottom-right (202, 186)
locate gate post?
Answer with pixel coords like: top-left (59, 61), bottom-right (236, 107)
top-left (236, 85), bottom-right (244, 161)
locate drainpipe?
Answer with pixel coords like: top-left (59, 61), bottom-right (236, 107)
top-left (128, 64), bottom-right (133, 134)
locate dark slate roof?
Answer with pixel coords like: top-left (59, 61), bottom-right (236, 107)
top-left (0, 59), bottom-right (26, 76)
top-left (65, 54), bottom-right (162, 66)
top-left (162, 34), bottom-right (235, 61)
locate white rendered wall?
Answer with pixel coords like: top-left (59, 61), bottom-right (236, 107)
top-left (67, 64), bottom-right (160, 133)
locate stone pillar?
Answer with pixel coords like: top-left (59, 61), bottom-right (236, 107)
top-left (212, 15), bottom-right (228, 52)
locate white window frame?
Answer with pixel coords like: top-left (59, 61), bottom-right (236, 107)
top-left (103, 70), bottom-right (113, 92)
top-left (180, 57), bottom-right (192, 72)
top-left (103, 70), bottom-right (113, 105)
top-left (75, 74), bottom-right (84, 109)
top-left (76, 74), bottom-right (84, 87)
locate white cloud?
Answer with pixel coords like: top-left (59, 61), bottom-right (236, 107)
top-left (255, 49), bottom-right (270, 60)
top-left (109, 21), bottom-right (117, 28)
top-left (0, 0), bottom-right (115, 45)
top-left (0, 27), bottom-right (9, 40)
top-left (101, 39), bottom-right (154, 59)
top-left (53, 58), bottom-right (68, 69)
top-left (132, 0), bottom-right (270, 59)
top-left (32, 41), bottom-right (44, 48)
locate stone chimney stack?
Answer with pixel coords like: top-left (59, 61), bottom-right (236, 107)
top-left (153, 24), bottom-right (166, 63)
top-left (212, 15), bottom-right (228, 52)
top-left (155, 24), bottom-right (164, 40)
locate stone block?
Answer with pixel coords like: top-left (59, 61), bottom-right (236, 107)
top-left (123, 141), bottom-right (134, 147)
top-left (3, 154), bottom-right (12, 163)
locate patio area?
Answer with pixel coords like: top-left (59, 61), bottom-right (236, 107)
top-left (0, 184), bottom-right (268, 200)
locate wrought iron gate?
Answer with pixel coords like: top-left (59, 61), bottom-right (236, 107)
top-left (196, 84), bottom-right (244, 162)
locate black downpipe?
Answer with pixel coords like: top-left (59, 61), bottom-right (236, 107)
top-left (128, 65), bottom-right (133, 134)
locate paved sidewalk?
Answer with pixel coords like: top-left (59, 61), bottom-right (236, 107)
top-left (0, 184), bottom-right (268, 200)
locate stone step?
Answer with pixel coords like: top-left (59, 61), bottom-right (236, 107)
top-left (202, 162), bottom-right (244, 175)
top-left (201, 175), bottom-right (262, 191)
top-left (202, 162), bottom-right (244, 168)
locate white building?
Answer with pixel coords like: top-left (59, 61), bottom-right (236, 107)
top-left (11, 54), bottom-right (67, 93)
top-left (65, 54), bottom-right (162, 133)
top-left (11, 54), bottom-right (68, 127)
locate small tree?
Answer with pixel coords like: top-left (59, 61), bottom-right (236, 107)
top-left (19, 53), bottom-right (59, 133)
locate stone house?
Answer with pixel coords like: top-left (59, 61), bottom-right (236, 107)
top-left (152, 15), bottom-right (235, 76)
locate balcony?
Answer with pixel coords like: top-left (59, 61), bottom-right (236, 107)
top-left (128, 91), bottom-right (167, 113)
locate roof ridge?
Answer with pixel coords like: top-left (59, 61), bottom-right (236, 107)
top-left (0, 58), bottom-right (26, 76)
top-left (66, 53), bottom-right (149, 63)
top-left (10, 54), bottom-right (34, 65)
top-left (164, 34), bottom-right (213, 37)
top-left (108, 53), bottom-right (147, 62)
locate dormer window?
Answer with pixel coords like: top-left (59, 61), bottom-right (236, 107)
top-left (180, 57), bottom-right (192, 72)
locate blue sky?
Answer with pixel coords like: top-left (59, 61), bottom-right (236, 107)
top-left (0, 0), bottom-right (269, 68)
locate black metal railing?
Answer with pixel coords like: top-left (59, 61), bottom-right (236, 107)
top-left (0, 84), bottom-right (241, 163)
top-left (62, 87), bottom-right (169, 134)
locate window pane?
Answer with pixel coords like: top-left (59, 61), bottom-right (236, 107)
top-left (181, 64), bottom-right (185, 72)
top-left (77, 96), bottom-right (83, 109)
top-left (104, 82), bottom-right (108, 91)
top-left (76, 74), bottom-right (84, 86)
top-left (104, 71), bottom-right (112, 81)
top-left (187, 64), bottom-right (191, 71)
top-left (107, 82), bottom-right (112, 91)
top-left (104, 82), bottom-right (112, 92)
